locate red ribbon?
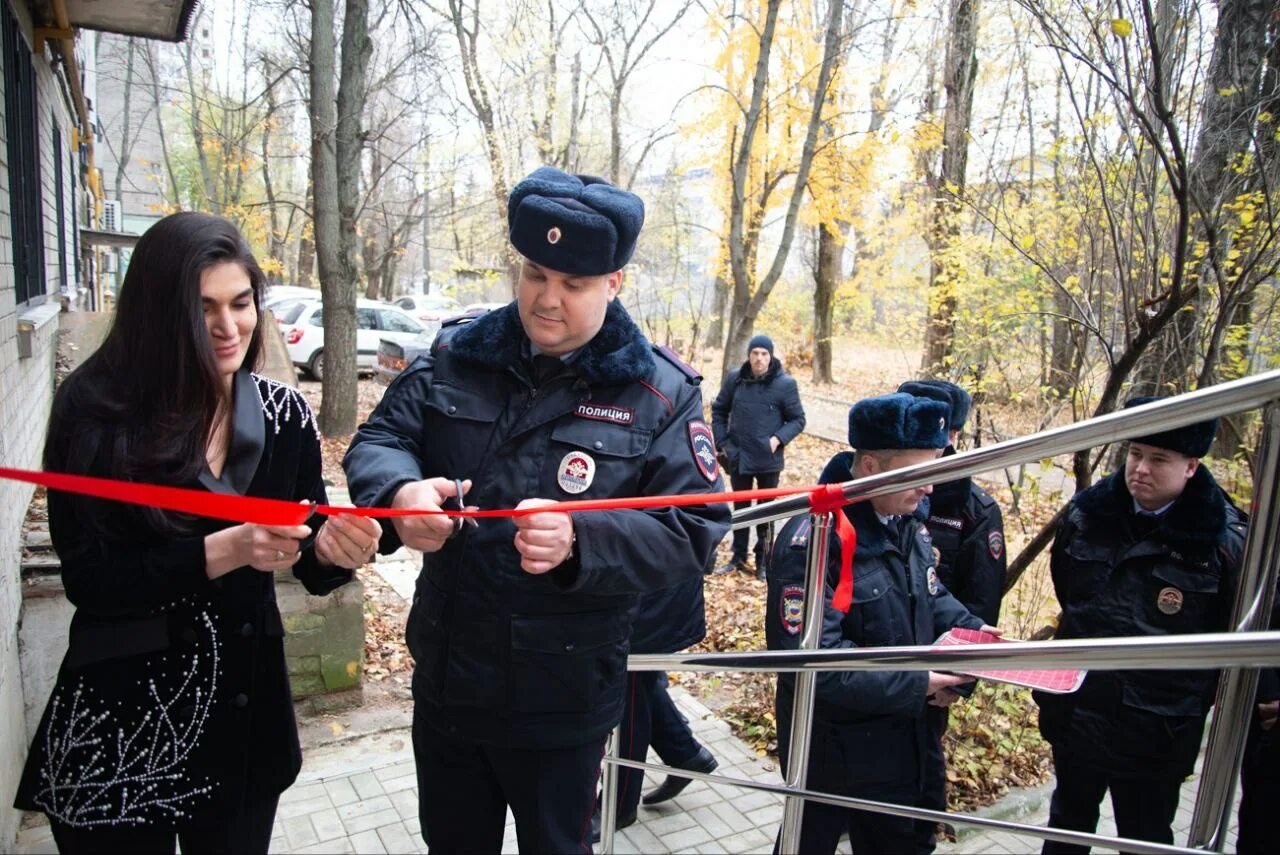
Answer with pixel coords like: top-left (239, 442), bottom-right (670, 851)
top-left (1, 466), bottom-right (863, 607)
top-left (807, 484), bottom-right (857, 613)
top-left (1, 465), bottom-right (843, 523)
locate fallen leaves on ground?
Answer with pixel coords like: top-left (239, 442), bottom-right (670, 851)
top-left (358, 566), bottom-right (412, 690)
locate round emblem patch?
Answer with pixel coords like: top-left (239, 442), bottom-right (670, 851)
top-left (1157, 586), bottom-right (1184, 615)
top-left (547, 226), bottom-right (562, 245)
top-left (557, 451), bottom-right (595, 494)
top-left (780, 584), bottom-right (805, 636)
top-left (927, 567), bottom-right (940, 596)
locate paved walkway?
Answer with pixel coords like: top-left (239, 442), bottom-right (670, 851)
top-left (15, 682), bottom-right (1242, 853)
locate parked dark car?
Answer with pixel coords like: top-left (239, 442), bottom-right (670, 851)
top-left (375, 306), bottom-right (495, 384)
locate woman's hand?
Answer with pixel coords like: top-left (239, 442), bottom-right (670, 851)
top-left (205, 523), bottom-right (312, 579)
top-left (316, 513), bottom-right (383, 569)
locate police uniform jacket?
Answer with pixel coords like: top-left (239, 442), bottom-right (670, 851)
top-left (925, 447), bottom-right (1006, 627)
top-left (710, 358), bottom-right (806, 476)
top-left (1035, 464), bottom-right (1246, 778)
top-left (629, 576), bottom-right (706, 656)
top-left (15, 372), bottom-right (351, 829)
top-left (342, 301), bottom-right (730, 750)
top-left (766, 467), bottom-right (983, 796)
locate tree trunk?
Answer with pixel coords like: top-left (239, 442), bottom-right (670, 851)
top-left (260, 70), bottom-right (284, 287)
top-left (297, 177), bottom-right (315, 286)
top-left (722, 0), bottom-right (846, 375)
top-left (922, 0), bottom-right (980, 376)
top-left (447, 0), bottom-right (514, 277)
top-left (310, 0), bottom-right (356, 436)
top-left (812, 220), bottom-right (845, 383)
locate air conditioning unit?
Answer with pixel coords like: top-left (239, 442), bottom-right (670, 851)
top-left (102, 199), bottom-right (122, 231)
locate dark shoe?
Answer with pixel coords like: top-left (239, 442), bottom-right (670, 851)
top-left (754, 566), bottom-right (767, 581)
top-left (589, 805), bottom-right (637, 843)
top-left (711, 558), bottom-right (748, 576)
top-left (641, 746), bottom-right (719, 805)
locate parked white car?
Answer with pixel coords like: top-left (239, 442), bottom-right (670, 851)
top-left (282, 299), bottom-right (425, 379)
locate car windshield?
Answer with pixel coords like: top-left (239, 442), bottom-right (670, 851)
top-left (279, 302), bottom-right (308, 324)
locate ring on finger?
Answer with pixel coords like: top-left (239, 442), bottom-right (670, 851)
top-left (274, 549), bottom-right (285, 560)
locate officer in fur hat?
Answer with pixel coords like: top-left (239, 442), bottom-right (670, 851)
top-left (897, 379), bottom-right (1007, 850)
top-left (765, 393), bottom-right (1001, 853)
top-left (343, 167), bottom-right (729, 852)
top-left (1035, 396), bottom-right (1247, 853)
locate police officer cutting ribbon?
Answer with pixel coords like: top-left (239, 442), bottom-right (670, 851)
top-left (342, 167), bottom-right (730, 853)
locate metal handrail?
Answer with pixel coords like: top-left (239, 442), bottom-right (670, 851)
top-left (597, 370), bottom-right (1280, 855)
top-left (729, 368), bottom-right (1280, 530)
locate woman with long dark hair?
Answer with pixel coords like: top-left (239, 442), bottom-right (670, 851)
top-left (13, 212), bottom-right (382, 853)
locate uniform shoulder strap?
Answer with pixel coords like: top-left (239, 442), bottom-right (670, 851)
top-left (653, 344), bottom-right (702, 384)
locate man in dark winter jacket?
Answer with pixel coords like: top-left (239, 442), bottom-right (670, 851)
top-left (711, 334), bottom-right (806, 577)
top-left (1035, 397), bottom-right (1246, 854)
top-left (343, 166), bottom-right (730, 853)
top-left (898, 379), bottom-right (1006, 849)
top-left (766, 393), bottom-right (999, 854)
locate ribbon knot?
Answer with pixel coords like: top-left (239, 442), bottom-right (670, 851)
top-left (807, 483), bottom-right (857, 613)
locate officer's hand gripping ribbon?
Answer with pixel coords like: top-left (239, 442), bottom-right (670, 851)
top-left (808, 483), bottom-right (857, 614)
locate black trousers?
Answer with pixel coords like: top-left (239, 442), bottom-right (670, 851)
top-left (914, 705), bottom-right (949, 852)
top-left (611, 671), bottom-right (705, 817)
top-left (730, 471), bottom-right (781, 560)
top-left (773, 795), bottom-right (918, 854)
top-left (1042, 747), bottom-right (1183, 854)
top-left (1237, 716), bottom-right (1280, 854)
top-left (414, 702), bottom-right (605, 853)
top-left (49, 788), bottom-right (279, 854)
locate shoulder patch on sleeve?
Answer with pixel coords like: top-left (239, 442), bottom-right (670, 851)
top-left (780, 584), bottom-right (806, 635)
top-left (687, 419), bottom-right (719, 482)
top-left (988, 530), bottom-right (1005, 560)
top-left (654, 345), bottom-right (702, 384)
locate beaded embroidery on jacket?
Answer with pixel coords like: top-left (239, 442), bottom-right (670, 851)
top-left (34, 610), bottom-right (222, 826)
top-left (254, 373), bottom-right (319, 438)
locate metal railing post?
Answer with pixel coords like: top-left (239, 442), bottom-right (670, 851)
top-left (1188, 405), bottom-right (1280, 850)
top-left (599, 724), bottom-right (621, 854)
top-left (778, 512), bottom-right (833, 854)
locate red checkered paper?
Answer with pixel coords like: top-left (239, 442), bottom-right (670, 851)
top-left (934, 628), bottom-right (1086, 694)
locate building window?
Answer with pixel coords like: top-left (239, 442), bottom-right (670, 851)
top-left (2, 7), bottom-right (46, 306)
top-left (54, 121), bottom-right (68, 294)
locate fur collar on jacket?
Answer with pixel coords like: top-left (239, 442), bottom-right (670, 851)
top-left (1073, 463), bottom-right (1230, 549)
top-left (448, 299), bottom-right (655, 386)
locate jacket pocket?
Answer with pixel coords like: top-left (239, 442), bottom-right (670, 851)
top-left (509, 610), bottom-right (628, 713)
top-left (406, 578), bottom-right (448, 690)
top-left (1145, 563), bottom-right (1221, 632)
top-left (424, 383), bottom-right (502, 472)
top-left (547, 420), bottom-right (651, 497)
top-left (64, 615), bottom-right (170, 669)
top-left (850, 568), bottom-right (900, 645)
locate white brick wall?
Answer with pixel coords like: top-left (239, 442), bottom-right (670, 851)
top-left (0, 2), bottom-right (80, 848)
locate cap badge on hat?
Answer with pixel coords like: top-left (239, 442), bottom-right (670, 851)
top-left (546, 226), bottom-right (562, 245)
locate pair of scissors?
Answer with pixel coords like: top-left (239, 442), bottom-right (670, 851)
top-left (447, 478), bottom-right (478, 536)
